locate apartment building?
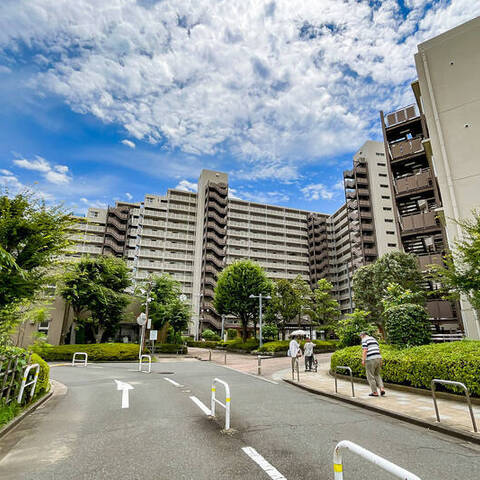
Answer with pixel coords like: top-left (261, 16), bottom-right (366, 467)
top-left (413, 16), bottom-right (480, 338)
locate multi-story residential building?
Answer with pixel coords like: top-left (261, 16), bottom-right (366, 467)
top-left (380, 102), bottom-right (461, 335)
top-left (413, 16), bottom-right (480, 338)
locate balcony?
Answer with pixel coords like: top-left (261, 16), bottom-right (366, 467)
top-left (355, 166), bottom-right (367, 175)
top-left (359, 210), bottom-right (372, 220)
top-left (390, 137), bottom-right (424, 160)
top-left (345, 191), bottom-right (356, 200)
top-left (426, 300), bottom-right (454, 320)
top-left (385, 104), bottom-right (419, 128)
top-left (400, 211), bottom-right (438, 233)
top-left (357, 188), bottom-right (369, 197)
top-left (417, 253), bottom-right (443, 271)
top-left (395, 169), bottom-right (433, 195)
top-left (356, 176), bottom-right (368, 186)
top-left (343, 169), bottom-right (354, 179)
top-left (363, 247), bottom-right (377, 257)
top-left (344, 179), bottom-right (356, 189)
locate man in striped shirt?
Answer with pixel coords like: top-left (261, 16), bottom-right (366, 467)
top-left (360, 332), bottom-right (385, 397)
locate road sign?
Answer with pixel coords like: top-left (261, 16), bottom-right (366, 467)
top-left (149, 330), bottom-right (158, 341)
top-left (136, 313), bottom-right (147, 326)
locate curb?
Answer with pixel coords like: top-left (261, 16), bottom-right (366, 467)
top-left (283, 378), bottom-right (480, 445)
top-left (0, 386), bottom-right (54, 440)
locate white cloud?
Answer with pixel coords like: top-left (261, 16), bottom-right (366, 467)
top-left (0, 172), bottom-right (24, 191)
top-left (13, 155), bottom-right (71, 185)
top-left (1, 0), bottom-right (480, 176)
top-left (301, 183), bottom-right (335, 201)
top-left (238, 190), bottom-right (289, 204)
top-left (125, 192), bottom-right (133, 200)
top-left (80, 197), bottom-right (89, 204)
top-left (121, 139), bottom-right (136, 149)
top-left (175, 179), bottom-right (198, 192)
top-left (0, 169), bottom-right (13, 175)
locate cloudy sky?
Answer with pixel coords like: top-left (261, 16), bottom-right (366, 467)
top-left (0, 1), bottom-right (479, 215)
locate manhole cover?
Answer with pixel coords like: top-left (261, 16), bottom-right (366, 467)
top-left (156, 372), bottom-right (175, 375)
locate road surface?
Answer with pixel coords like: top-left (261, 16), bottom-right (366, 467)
top-left (1, 359), bottom-right (479, 479)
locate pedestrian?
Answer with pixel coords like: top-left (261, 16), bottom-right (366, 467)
top-left (359, 332), bottom-right (385, 397)
top-left (288, 335), bottom-right (301, 376)
top-left (303, 337), bottom-right (314, 372)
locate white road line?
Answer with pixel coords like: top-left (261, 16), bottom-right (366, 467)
top-left (114, 379), bottom-right (134, 409)
top-left (164, 377), bottom-right (183, 387)
top-left (190, 396), bottom-right (212, 416)
top-left (242, 447), bottom-right (287, 480)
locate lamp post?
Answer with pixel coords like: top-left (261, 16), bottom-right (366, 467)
top-left (249, 293), bottom-right (271, 348)
top-left (138, 281), bottom-right (153, 356)
top-left (193, 293), bottom-right (204, 341)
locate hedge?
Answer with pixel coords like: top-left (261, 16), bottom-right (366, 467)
top-left (31, 353), bottom-right (50, 398)
top-left (224, 338), bottom-right (259, 352)
top-left (184, 340), bottom-right (222, 349)
top-left (331, 341), bottom-right (480, 397)
top-left (258, 340), bottom-right (338, 354)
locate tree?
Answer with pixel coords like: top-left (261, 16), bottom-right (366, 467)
top-left (264, 279), bottom-right (301, 340)
top-left (262, 324), bottom-right (278, 341)
top-left (312, 279), bottom-right (340, 331)
top-left (382, 283), bottom-right (431, 347)
top-left (334, 309), bottom-right (377, 348)
top-left (60, 256), bottom-right (131, 343)
top-left (0, 191), bottom-right (72, 342)
top-left (353, 251), bottom-right (424, 327)
top-left (291, 275), bottom-right (314, 326)
top-left (146, 274), bottom-right (191, 339)
top-left (431, 211), bottom-right (480, 313)
top-left (214, 260), bottom-right (272, 342)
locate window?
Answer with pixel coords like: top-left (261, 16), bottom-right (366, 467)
top-left (388, 243), bottom-right (397, 247)
top-left (383, 207), bottom-right (392, 211)
top-left (386, 231), bottom-right (395, 235)
top-left (379, 173), bottom-right (387, 177)
top-left (38, 321), bottom-right (49, 333)
top-left (385, 219), bottom-right (394, 223)
top-left (377, 162), bottom-right (386, 166)
top-left (380, 184), bottom-right (389, 188)
top-left (381, 195), bottom-right (390, 199)
top-left (376, 153), bottom-right (385, 157)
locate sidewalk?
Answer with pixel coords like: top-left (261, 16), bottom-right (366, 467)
top-left (284, 355), bottom-right (480, 441)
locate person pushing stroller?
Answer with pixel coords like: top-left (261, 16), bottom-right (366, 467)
top-left (303, 337), bottom-right (317, 372)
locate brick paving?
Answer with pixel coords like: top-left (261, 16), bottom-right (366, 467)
top-left (188, 347), bottom-right (480, 437)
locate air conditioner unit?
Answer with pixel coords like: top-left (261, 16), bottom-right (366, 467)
top-left (418, 199), bottom-right (428, 210)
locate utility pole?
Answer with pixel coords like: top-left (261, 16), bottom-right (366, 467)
top-left (249, 293), bottom-right (271, 348)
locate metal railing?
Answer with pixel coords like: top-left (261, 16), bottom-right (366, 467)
top-left (333, 440), bottom-right (422, 480)
top-left (211, 378), bottom-right (231, 430)
top-left (431, 379), bottom-right (478, 432)
top-left (257, 355), bottom-right (271, 375)
top-left (208, 349), bottom-right (227, 365)
top-left (72, 352), bottom-right (88, 367)
top-left (334, 366), bottom-right (355, 397)
top-left (138, 354), bottom-right (152, 373)
top-left (17, 364), bottom-right (40, 404)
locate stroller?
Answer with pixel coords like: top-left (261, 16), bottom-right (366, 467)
top-left (304, 352), bottom-right (318, 372)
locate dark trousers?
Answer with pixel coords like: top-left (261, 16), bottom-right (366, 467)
top-left (305, 355), bottom-right (313, 371)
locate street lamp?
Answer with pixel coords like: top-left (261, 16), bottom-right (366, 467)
top-left (249, 293), bottom-right (271, 348)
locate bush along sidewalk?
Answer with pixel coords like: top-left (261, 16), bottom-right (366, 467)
top-left (31, 342), bottom-right (187, 362)
top-left (0, 347), bottom-right (50, 429)
top-left (258, 339), bottom-right (338, 354)
top-left (331, 341), bottom-right (480, 397)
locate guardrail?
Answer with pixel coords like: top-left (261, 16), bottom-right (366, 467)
top-left (211, 378), bottom-right (231, 431)
top-left (209, 349), bottom-right (227, 365)
top-left (72, 352), bottom-right (88, 367)
top-left (333, 440), bottom-right (422, 480)
top-left (138, 354), bottom-right (152, 373)
top-left (334, 366), bottom-right (355, 397)
top-left (431, 379), bottom-right (478, 433)
top-left (17, 364), bottom-right (40, 404)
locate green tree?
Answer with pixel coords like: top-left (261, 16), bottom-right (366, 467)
top-left (291, 275), bottom-right (314, 326)
top-left (353, 251), bottom-right (424, 328)
top-left (431, 211), bottom-right (480, 313)
top-left (312, 279), bottom-right (340, 330)
top-left (335, 309), bottom-right (377, 348)
top-left (201, 329), bottom-right (220, 341)
top-left (214, 260), bottom-right (272, 342)
top-left (60, 256), bottom-right (131, 343)
top-left (147, 274), bottom-right (191, 337)
top-left (262, 324), bottom-right (279, 341)
top-left (382, 283), bottom-right (430, 347)
top-left (0, 191), bottom-right (72, 342)
top-left (264, 279), bottom-right (301, 340)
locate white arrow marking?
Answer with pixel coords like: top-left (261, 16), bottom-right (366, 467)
top-left (114, 380), bottom-right (134, 409)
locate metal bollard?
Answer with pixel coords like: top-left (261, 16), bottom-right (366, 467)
top-left (334, 366), bottom-right (355, 397)
top-left (208, 349), bottom-right (212, 361)
top-left (211, 378), bottom-right (231, 431)
top-left (224, 350), bottom-right (227, 365)
top-left (138, 354), bottom-right (152, 373)
top-left (17, 364), bottom-right (40, 404)
top-left (72, 352), bottom-right (88, 367)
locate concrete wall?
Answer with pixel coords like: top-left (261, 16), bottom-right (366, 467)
top-left (415, 16), bottom-right (480, 338)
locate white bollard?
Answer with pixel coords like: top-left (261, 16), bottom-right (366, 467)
top-left (138, 354), bottom-right (152, 373)
top-left (211, 378), bottom-right (231, 431)
top-left (72, 352), bottom-right (88, 367)
top-left (17, 364), bottom-right (40, 404)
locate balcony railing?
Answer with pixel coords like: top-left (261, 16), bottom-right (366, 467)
top-left (390, 137), bottom-right (424, 160)
top-left (395, 169), bottom-right (432, 194)
top-left (400, 211), bottom-right (438, 232)
top-left (385, 104), bottom-right (419, 128)
top-left (417, 253), bottom-right (444, 271)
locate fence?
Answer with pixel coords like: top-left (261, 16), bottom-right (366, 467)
top-left (431, 379), bottom-right (478, 433)
top-left (0, 351), bottom-right (31, 404)
top-left (334, 366), bottom-right (355, 397)
top-left (333, 440), bottom-right (422, 480)
top-left (211, 378), bottom-right (231, 430)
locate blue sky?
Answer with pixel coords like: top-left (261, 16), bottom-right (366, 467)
top-left (1, 1), bottom-right (479, 216)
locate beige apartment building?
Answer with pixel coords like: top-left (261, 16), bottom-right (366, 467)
top-left (413, 16), bottom-right (480, 338)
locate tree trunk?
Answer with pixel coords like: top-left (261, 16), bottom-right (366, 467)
top-left (94, 327), bottom-right (105, 343)
top-left (241, 317), bottom-right (248, 342)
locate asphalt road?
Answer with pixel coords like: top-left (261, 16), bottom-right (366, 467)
top-left (1, 360), bottom-right (480, 479)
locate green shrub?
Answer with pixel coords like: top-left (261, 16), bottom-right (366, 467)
top-left (184, 339), bottom-right (221, 349)
top-left (335, 309), bottom-right (377, 348)
top-left (201, 329), bottom-right (220, 341)
top-left (227, 328), bottom-right (238, 340)
top-left (0, 401), bottom-right (22, 428)
top-left (331, 341), bottom-right (480, 397)
top-left (153, 344), bottom-right (187, 354)
top-left (258, 340), bottom-right (338, 354)
top-left (31, 353), bottom-right (50, 398)
top-left (225, 338), bottom-right (259, 352)
top-left (262, 325), bottom-right (279, 341)
top-left (384, 304), bottom-right (431, 347)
